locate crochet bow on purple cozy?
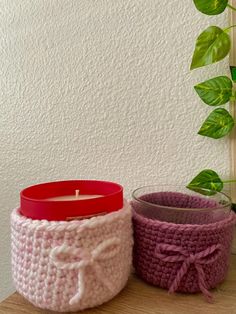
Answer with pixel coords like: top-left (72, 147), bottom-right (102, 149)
top-left (155, 243), bottom-right (222, 302)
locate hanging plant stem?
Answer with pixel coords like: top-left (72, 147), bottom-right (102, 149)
top-left (227, 3), bottom-right (236, 12)
top-left (223, 24), bottom-right (236, 32)
top-left (222, 180), bottom-right (236, 184)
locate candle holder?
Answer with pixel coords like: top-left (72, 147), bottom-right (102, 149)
top-left (20, 180), bottom-right (124, 221)
top-left (11, 181), bottom-right (133, 312)
top-left (131, 185), bottom-right (236, 302)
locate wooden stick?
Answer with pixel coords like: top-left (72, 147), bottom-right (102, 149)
top-left (229, 0), bottom-right (236, 202)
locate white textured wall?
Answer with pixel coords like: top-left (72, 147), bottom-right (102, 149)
top-left (0, 0), bottom-right (230, 300)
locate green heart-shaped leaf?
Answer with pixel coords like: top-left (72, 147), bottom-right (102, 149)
top-left (193, 0), bottom-right (228, 15)
top-left (194, 76), bottom-right (233, 106)
top-left (187, 169), bottom-right (223, 195)
top-left (198, 108), bottom-right (234, 139)
top-left (190, 26), bottom-right (231, 70)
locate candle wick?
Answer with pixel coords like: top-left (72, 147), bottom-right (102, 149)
top-left (75, 190), bottom-right (80, 198)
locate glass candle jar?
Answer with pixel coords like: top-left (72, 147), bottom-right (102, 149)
top-left (131, 185), bottom-right (236, 301)
top-left (131, 185), bottom-right (235, 301)
top-left (132, 185), bottom-right (231, 224)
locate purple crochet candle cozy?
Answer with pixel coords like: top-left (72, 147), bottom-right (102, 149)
top-left (132, 191), bottom-right (236, 302)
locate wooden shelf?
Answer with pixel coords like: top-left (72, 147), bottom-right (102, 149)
top-left (1, 255), bottom-right (236, 314)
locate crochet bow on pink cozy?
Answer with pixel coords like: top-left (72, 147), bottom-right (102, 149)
top-left (50, 237), bottom-right (121, 306)
top-left (155, 243), bottom-right (222, 302)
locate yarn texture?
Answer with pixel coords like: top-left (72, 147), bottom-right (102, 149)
top-left (11, 201), bottom-right (133, 312)
top-left (132, 192), bottom-right (236, 302)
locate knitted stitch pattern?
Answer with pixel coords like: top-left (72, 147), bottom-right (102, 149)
top-left (11, 201), bottom-right (133, 312)
top-left (132, 192), bottom-right (236, 301)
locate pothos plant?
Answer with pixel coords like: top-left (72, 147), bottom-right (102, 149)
top-left (186, 0), bottom-right (236, 201)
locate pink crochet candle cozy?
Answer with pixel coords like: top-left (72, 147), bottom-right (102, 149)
top-left (11, 201), bottom-right (133, 312)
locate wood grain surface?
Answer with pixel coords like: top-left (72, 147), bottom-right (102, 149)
top-left (1, 255), bottom-right (236, 314)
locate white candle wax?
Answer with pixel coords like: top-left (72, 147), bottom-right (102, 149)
top-left (47, 190), bottom-right (103, 201)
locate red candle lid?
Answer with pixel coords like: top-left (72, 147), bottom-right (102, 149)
top-left (20, 180), bottom-right (123, 221)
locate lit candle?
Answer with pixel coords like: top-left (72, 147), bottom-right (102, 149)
top-left (20, 180), bottom-right (123, 221)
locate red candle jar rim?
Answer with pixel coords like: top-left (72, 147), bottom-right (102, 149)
top-left (20, 180), bottom-right (123, 221)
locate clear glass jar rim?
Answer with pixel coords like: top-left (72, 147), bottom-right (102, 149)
top-left (132, 185), bottom-right (232, 212)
